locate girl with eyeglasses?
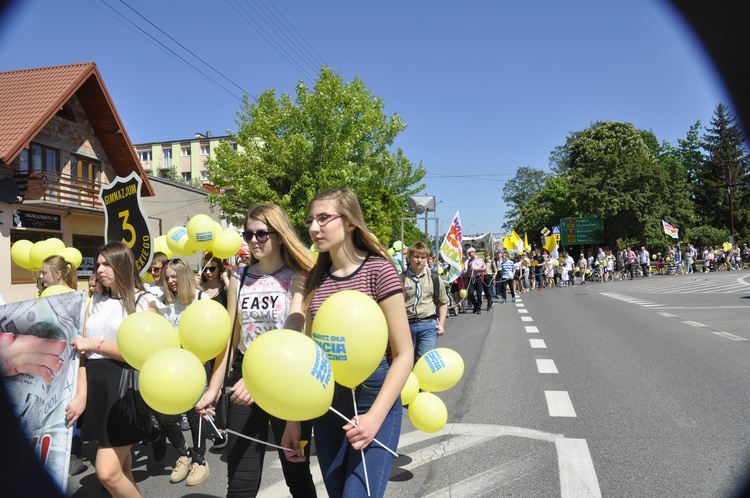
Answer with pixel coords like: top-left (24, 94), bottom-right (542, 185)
top-left (199, 252), bottom-right (229, 309)
top-left (196, 203), bottom-right (317, 498)
top-left (285, 188), bottom-right (413, 498)
top-left (67, 241), bottom-right (157, 498)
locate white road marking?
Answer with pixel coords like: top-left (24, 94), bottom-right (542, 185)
top-left (557, 438), bottom-right (602, 497)
top-left (518, 308), bottom-right (529, 314)
top-left (521, 316), bottom-right (533, 322)
top-left (537, 359), bottom-right (558, 373)
top-left (545, 391), bottom-right (577, 417)
top-left (261, 424), bottom-right (600, 498)
top-left (525, 326), bottom-right (539, 333)
top-left (516, 303), bottom-right (525, 307)
top-left (530, 339), bottom-right (547, 348)
top-left (682, 320), bottom-right (706, 328)
top-left (713, 331), bottom-right (748, 341)
top-left (657, 312), bottom-right (676, 317)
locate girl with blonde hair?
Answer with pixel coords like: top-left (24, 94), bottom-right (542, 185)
top-left (287, 188), bottom-right (412, 498)
top-left (196, 203), bottom-right (317, 497)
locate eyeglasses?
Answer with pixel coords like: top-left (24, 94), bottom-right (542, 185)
top-left (203, 265), bottom-right (218, 272)
top-left (242, 230), bottom-right (277, 243)
top-left (147, 265), bottom-right (163, 274)
top-left (169, 258), bottom-right (187, 266)
top-left (304, 213), bottom-right (342, 227)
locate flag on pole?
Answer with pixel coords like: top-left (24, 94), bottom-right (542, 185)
top-left (524, 232), bottom-right (529, 251)
top-left (503, 236), bottom-right (514, 251)
top-left (544, 235), bottom-right (558, 254)
top-left (511, 230), bottom-right (524, 253)
top-left (439, 211), bottom-right (464, 282)
top-left (662, 220), bottom-right (679, 239)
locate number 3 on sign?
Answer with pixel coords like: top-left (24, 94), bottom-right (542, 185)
top-left (119, 210), bottom-right (136, 248)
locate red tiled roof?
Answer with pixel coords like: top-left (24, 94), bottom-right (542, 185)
top-left (0, 62), bottom-right (153, 196)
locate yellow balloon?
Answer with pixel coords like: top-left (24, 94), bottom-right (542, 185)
top-left (311, 290), bottom-right (389, 389)
top-left (408, 392), bottom-right (447, 433)
top-left (46, 237), bottom-right (66, 254)
top-left (401, 372), bottom-right (419, 406)
top-left (117, 311), bottom-right (180, 370)
top-left (531, 260), bottom-right (538, 267)
top-left (552, 259), bottom-right (560, 266)
top-left (142, 272), bottom-right (155, 284)
top-left (40, 284), bottom-right (73, 297)
top-left (665, 257), bottom-right (671, 262)
top-left (524, 244), bottom-right (531, 252)
top-left (392, 240), bottom-right (403, 251)
top-left (437, 266), bottom-right (444, 275)
top-left (187, 214), bottom-right (216, 252)
top-left (11, 239), bottom-right (33, 269)
top-left (387, 247), bottom-right (394, 256)
top-left (413, 348), bottom-right (464, 392)
top-left (30, 240), bottom-right (55, 270)
top-left (139, 348), bottom-right (206, 415)
top-left (211, 230), bottom-right (243, 259)
top-left (652, 254), bottom-right (657, 260)
top-left (166, 226), bottom-right (195, 256)
top-left (178, 299), bottom-right (232, 363)
top-left (310, 244), bottom-right (319, 261)
top-left (243, 329), bottom-right (334, 421)
top-left (154, 235), bottom-right (173, 258)
top-left (61, 247), bottom-right (83, 269)
top-left (459, 289), bottom-right (468, 299)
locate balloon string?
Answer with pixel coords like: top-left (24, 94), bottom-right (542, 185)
top-left (351, 389), bottom-right (371, 497)
top-left (327, 406), bottom-right (399, 458)
top-left (202, 413), bottom-right (293, 452)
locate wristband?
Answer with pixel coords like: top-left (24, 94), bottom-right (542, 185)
top-left (96, 339), bottom-right (105, 354)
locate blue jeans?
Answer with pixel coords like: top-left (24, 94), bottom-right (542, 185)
top-left (409, 318), bottom-right (438, 362)
top-left (313, 359), bottom-right (401, 498)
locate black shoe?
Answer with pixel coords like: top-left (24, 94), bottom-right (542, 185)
top-left (151, 433), bottom-right (167, 462)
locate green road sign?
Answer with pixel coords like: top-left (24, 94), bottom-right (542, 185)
top-left (559, 217), bottom-right (604, 245)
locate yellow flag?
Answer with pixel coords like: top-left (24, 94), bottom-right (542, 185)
top-left (544, 235), bottom-right (557, 253)
top-left (503, 236), bottom-right (514, 251)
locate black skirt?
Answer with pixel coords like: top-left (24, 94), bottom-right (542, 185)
top-left (82, 358), bottom-right (147, 447)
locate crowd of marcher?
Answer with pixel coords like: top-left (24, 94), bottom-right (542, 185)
top-left (419, 241), bottom-right (750, 316)
top-left (26, 188), bottom-right (416, 498)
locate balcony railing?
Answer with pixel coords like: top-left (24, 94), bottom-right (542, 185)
top-left (14, 170), bottom-right (102, 209)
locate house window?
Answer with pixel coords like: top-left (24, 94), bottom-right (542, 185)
top-left (19, 143), bottom-right (60, 174)
top-left (182, 172), bottom-right (192, 182)
top-left (200, 146), bottom-right (210, 156)
top-left (138, 150), bottom-right (152, 162)
top-left (200, 170), bottom-right (208, 180)
top-left (70, 156), bottom-right (102, 183)
top-left (181, 147), bottom-right (191, 157)
top-left (231, 143), bottom-right (238, 151)
top-left (163, 149), bottom-right (172, 169)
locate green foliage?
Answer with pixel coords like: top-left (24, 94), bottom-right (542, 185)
top-left (684, 225), bottom-right (730, 248)
top-left (206, 67), bottom-right (426, 243)
top-left (501, 166), bottom-right (549, 230)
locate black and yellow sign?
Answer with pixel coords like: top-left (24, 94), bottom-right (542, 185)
top-left (99, 172), bottom-right (153, 275)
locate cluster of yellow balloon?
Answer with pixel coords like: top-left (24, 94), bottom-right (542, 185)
top-left (238, 290), bottom-right (388, 425)
top-left (163, 215), bottom-right (242, 260)
top-left (11, 238), bottom-right (83, 272)
top-left (117, 300), bottom-right (231, 415)
top-left (403, 347), bottom-right (464, 433)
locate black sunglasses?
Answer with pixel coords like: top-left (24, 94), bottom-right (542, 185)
top-left (243, 230), bottom-right (277, 243)
top-left (203, 265), bottom-right (218, 272)
top-left (147, 265), bottom-right (163, 274)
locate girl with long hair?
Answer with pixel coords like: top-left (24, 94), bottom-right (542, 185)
top-left (40, 254), bottom-right (78, 290)
top-left (66, 241), bottom-right (156, 498)
top-left (198, 252), bottom-right (229, 308)
top-left (150, 258), bottom-right (212, 486)
top-left (196, 203), bottom-right (317, 497)
top-left (286, 188), bottom-right (413, 498)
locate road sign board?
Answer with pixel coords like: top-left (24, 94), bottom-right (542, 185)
top-left (560, 217), bottom-right (604, 245)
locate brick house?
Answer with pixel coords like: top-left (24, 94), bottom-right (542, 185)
top-left (0, 62), bottom-right (155, 302)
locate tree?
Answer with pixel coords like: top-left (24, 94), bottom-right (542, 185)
top-left (206, 67), bottom-right (426, 244)
top-left (696, 103), bottom-right (749, 239)
top-left (515, 175), bottom-right (575, 243)
top-left (501, 166), bottom-right (549, 230)
top-left (564, 121), bottom-right (679, 248)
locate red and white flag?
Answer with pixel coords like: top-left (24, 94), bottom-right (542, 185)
top-left (662, 220), bottom-right (679, 239)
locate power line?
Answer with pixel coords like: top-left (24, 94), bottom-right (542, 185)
top-left (246, 0), bottom-right (323, 74)
top-left (95, 0), bottom-right (246, 102)
top-left (116, 0), bottom-right (256, 100)
top-left (259, 0), bottom-right (327, 68)
top-left (226, 0), bottom-right (318, 82)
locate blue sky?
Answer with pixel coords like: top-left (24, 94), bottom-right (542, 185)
top-left (0, 1), bottom-right (733, 238)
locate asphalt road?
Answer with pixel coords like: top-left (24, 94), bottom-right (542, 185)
top-left (67, 270), bottom-right (750, 497)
